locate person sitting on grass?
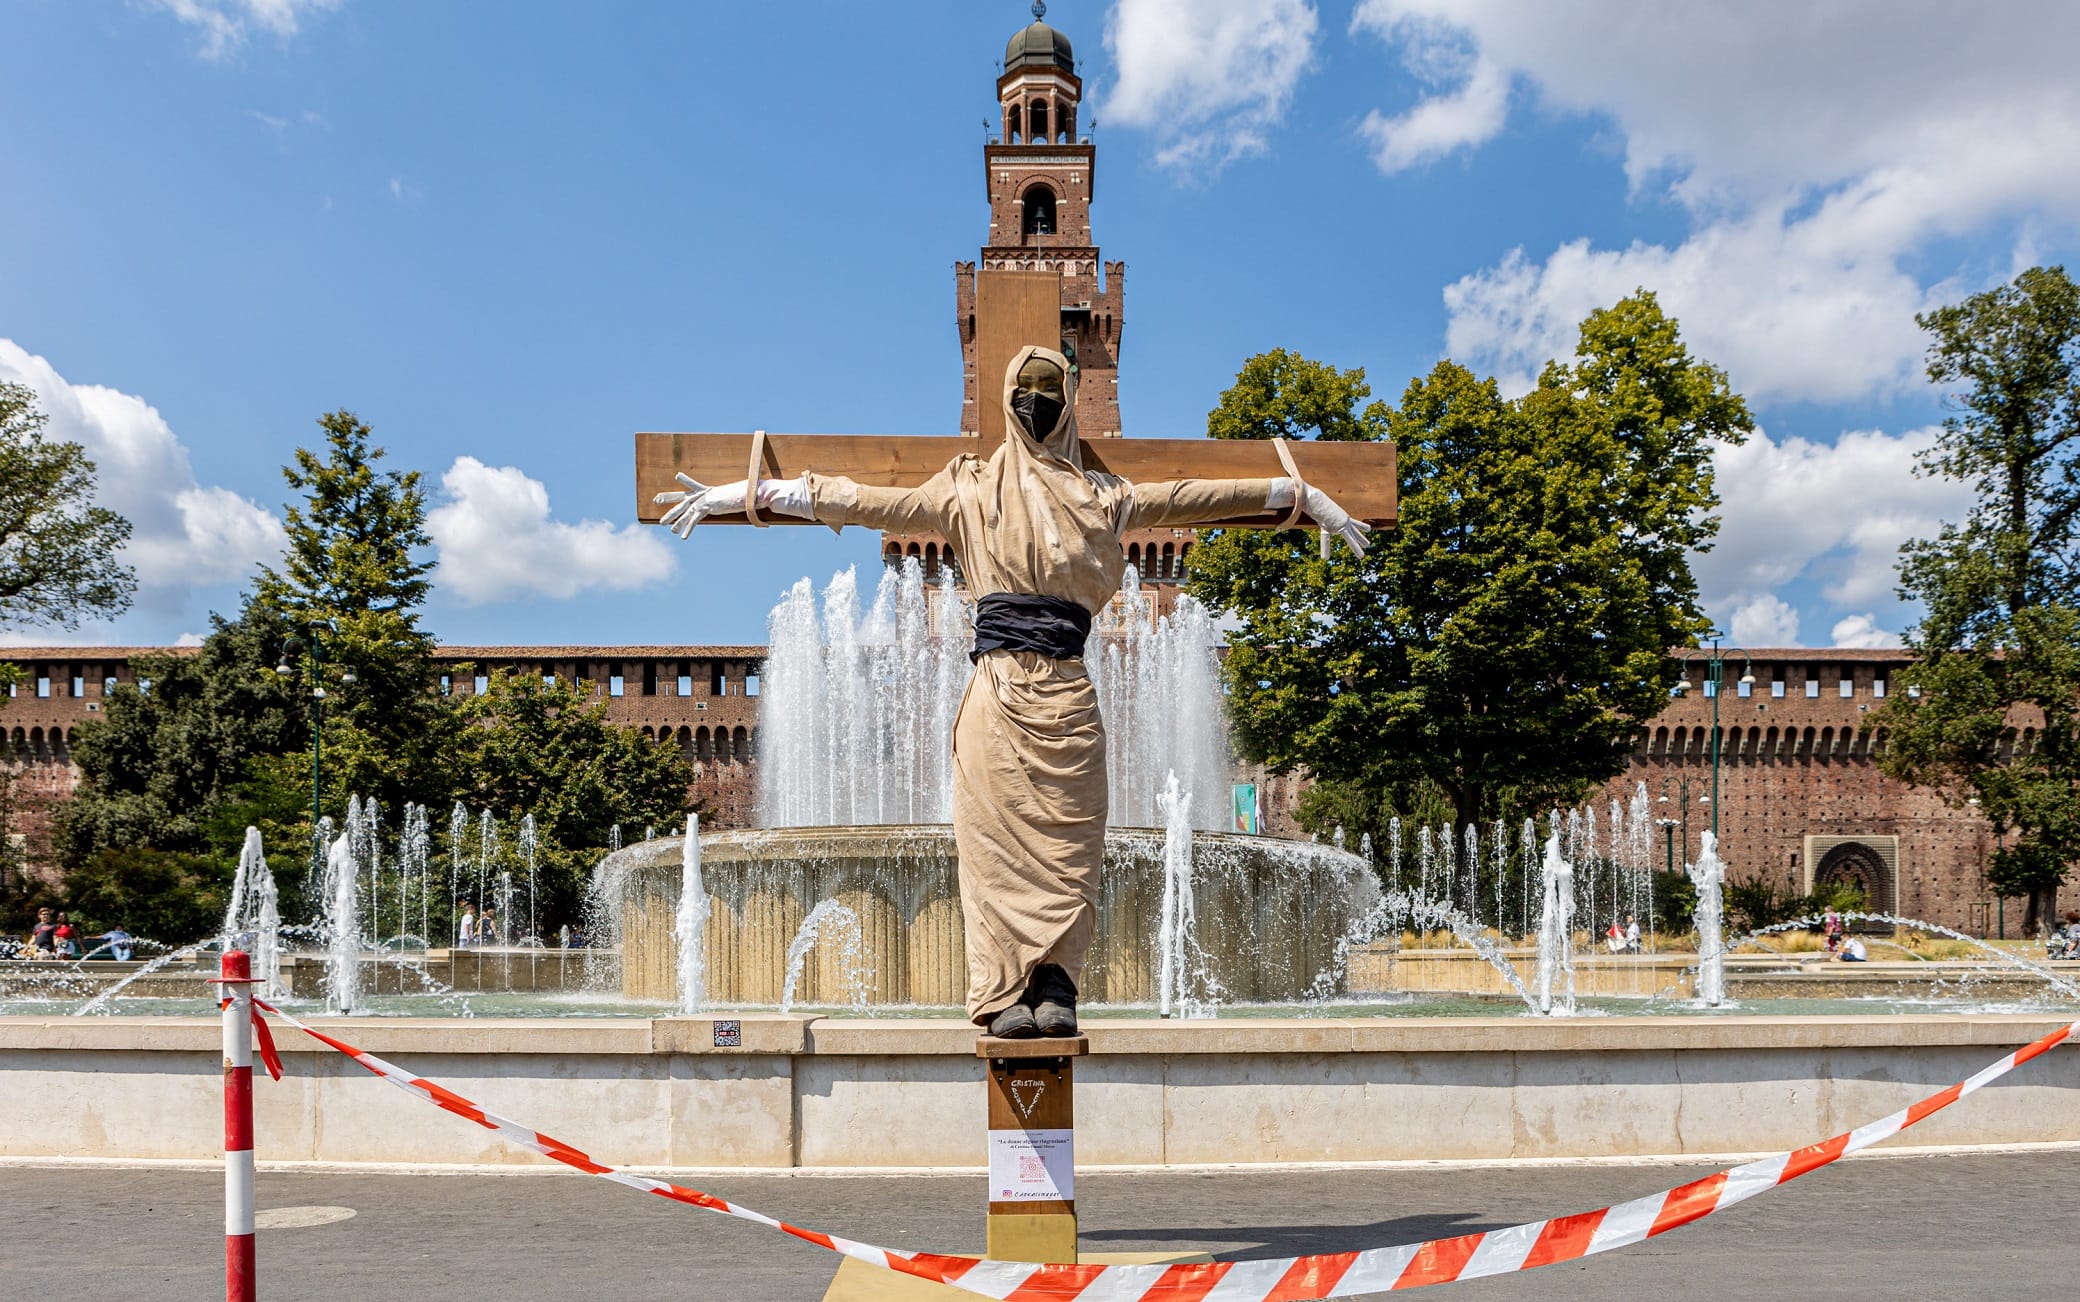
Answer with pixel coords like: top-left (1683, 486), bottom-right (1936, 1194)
top-left (1838, 935), bottom-right (1868, 962)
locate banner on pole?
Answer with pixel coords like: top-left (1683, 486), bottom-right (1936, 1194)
top-left (1231, 783), bottom-right (1259, 835)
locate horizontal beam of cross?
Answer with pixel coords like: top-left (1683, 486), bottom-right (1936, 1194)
top-left (632, 432), bottom-right (1397, 529)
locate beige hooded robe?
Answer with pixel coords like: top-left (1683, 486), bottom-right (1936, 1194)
top-left (805, 345), bottom-right (1277, 1023)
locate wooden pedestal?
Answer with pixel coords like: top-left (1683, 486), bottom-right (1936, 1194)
top-left (821, 1034), bottom-right (1210, 1298)
top-left (980, 1034), bottom-right (1086, 1263)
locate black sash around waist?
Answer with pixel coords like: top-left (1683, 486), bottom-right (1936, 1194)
top-left (970, 593), bottom-right (1092, 663)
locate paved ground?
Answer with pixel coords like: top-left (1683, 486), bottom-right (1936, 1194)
top-left (3, 1153), bottom-right (2071, 1299)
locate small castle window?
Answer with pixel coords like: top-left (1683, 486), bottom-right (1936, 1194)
top-left (1029, 99), bottom-right (1049, 141)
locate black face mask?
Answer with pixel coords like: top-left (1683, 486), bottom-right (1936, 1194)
top-left (1012, 389), bottom-right (1064, 438)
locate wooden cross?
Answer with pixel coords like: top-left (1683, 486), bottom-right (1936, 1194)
top-left (631, 272), bottom-right (1396, 532)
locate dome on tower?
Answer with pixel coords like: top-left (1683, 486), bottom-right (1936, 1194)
top-left (1004, 4), bottom-right (1074, 73)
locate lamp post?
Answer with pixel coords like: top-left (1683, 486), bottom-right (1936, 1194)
top-left (1656, 780), bottom-right (1710, 866)
top-left (1669, 632), bottom-right (1754, 843)
top-left (277, 623), bottom-right (356, 864)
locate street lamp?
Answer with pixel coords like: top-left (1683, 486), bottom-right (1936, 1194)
top-left (278, 622), bottom-right (352, 861)
top-left (1656, 782), bottom-right (1711, 866)
top-left (1669, 632), bottom-right (1754, 841)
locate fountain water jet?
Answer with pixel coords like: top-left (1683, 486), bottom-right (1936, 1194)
top-left (673, 813), bottom-right (708, 1013)
top-left (1155, 772), bottom-right (1215, 1019)
top-left (1534, 832), bottom-right (1577, 1016)
top-left (321, 833), bottom-right (359, 1013)
top-left (1691, 831), bottom-right (1727, 1007)
top-left (777, 900), bottom-right (869, 1014)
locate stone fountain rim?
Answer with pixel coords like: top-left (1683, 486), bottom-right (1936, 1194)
top-left (601, 823), bottom-right (1371, 866)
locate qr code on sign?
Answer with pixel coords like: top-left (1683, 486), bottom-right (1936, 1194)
top-left (712, 1019), bottom-right (742, 1047)
top-left (1019, 1155), bottom-right (1046, 1183)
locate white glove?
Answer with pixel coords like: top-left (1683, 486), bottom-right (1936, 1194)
top-left (1266, 478), bottom-right (1372, 560)
top-left (653, 475), bottom-right (814, 538)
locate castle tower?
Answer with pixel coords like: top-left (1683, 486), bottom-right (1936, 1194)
top-left (956, 3), bottom-right (1122, 440)
top-left (885, 5), bottom-right (1194, 606)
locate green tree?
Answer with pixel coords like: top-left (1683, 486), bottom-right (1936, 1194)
top-left (251, 410), bottom-right (457, 811)
top-left (59, 603), bottom-right (310, 866)
top-left (63, 847), bottom-right (227, 942)
top-left (1189, 295), bottom-right (1751, 832)
top-left (0, 380), bottom-right (135, 631)
top-left (452, 671), bottom-right (694, 928)
top-left (1878, 266), bottom-right (2080, 937)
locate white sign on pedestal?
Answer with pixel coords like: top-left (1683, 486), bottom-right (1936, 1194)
top-left (987, 1128), bottom-right (1075, 1202)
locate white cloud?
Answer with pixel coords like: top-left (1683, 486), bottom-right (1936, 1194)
top-left (1830, 614), bottom-right (1904, 650)
top-left (1441, 226), bottom-right (1939, 404)
top-left (1353, 0), bottom-right (2080, 405)
top-left (1352, 15), bottom-right (1508, 173)
top-left (1729, 594), bottom-right (1800, 647)
top-left (426, 456), bottom-right (677, 606)
top-left (149, 0), bottom-right (343, 60)
top-left (1695, 424), bottom-right (1970, 640)
top-left (0, 339), bottom-right (286, 625)
top-left (1102, 0), bottom-right (1318, 173)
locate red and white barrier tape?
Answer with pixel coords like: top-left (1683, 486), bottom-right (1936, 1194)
top-left (249, 998), bottom-right (2075, 1299)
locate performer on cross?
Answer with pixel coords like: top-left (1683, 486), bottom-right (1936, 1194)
top-left (654, 346), bottom-right (1371, 1038)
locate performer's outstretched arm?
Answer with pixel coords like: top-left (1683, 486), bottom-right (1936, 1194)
top-left (652, 464), bottom-right (960, 537)
top-left (1124, 477), bottom-right (1371, 557)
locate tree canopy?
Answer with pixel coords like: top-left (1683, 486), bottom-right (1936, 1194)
top-left (251, 410), bottom-right (457, 810)
top-left (59, 603), bottom-right (310, 868)
top-left (0, 380), bottom-right (135, 631)
top-left (1187, 294), bottom-right (1751, 836)
top-left (449, 671), bottom-right (696, 927)
top-left (52, 409), bottom-right (693, 937)
top-left (1878, 265), bottom-right (2080, 935)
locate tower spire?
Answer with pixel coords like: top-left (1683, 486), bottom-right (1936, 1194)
top-left (1033, 1), bottom-right (1046, 19)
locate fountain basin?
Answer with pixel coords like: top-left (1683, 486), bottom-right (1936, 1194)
top-left (1377, 949), bottom-right (2080, 1002)
top-left (607, 826), bottom-right (1379, 1008)
top-left (6, 1013), bottom-right (2078, 1168)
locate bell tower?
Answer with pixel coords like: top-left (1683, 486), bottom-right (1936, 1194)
top-left (955, 1), bottom-right (1123, 441)
top-left (890, 5), bottom-right (1195, 608)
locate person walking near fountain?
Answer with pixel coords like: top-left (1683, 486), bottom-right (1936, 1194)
top-left (30, 908), bottom-right (56, 958)
top-left (655, 346), bottom-right (1370, 1037)
top-left (476, 906), bottom-right (501, 947)
top-left (455, 899), bottom-right (475, 950)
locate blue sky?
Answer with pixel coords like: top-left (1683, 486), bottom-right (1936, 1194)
top-left (4, 0), bottom-right (2075, 650)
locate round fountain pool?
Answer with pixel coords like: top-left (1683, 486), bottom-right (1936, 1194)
top-left (604, 826), bottom-right (1381, 1009)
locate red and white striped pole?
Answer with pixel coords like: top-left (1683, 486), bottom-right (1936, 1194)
top-left (219, 949), bottom-right (257, 1302)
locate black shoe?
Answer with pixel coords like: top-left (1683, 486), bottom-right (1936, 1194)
top-left (987, 1001), bottom-right (1040, 1039)
top-left (1028, 963), bottom-right (1079, 1037)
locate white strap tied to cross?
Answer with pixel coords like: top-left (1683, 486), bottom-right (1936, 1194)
top-left (1270, 436), bottom-right (1309, 529)
top-left (744, 429), bottom-right (769, 527)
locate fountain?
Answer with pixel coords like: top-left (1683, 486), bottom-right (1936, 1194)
top-left (1691, 830), bottom-right (1727, 1007)
top-left (1155, 771), bottom-right (1214, 1019)
top-left (609, 560), bottom-right (1380, 1009)
top-left (221, 826), bottom-right (285, 999)
top-left (777, 900), bottom-right (869, 1015)
top-left (1533, 831), bottom-right (1577, 1016)
top-left (673, 813), bottom-right (707, 1013)
top-left (320, 832), bottom-right (359, 1013)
